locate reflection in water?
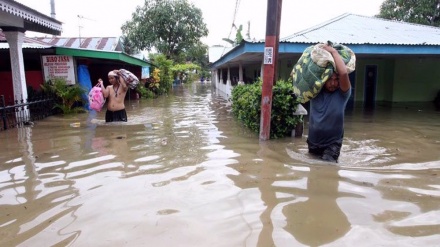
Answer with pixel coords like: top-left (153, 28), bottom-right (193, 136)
top-left (234, 143), bottom-right (352, 247)
top-left (1, 127), bottom-right (81, 246)
top-left (282, 166), bottom-right (350, 246)
top-left (1, 83), bottom-right (440, 246)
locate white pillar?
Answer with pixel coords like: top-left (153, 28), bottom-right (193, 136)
top-left (211, 69), bottom-right (215, 83)
top-left (215, 70), bottom-right (223, 89)
top-left (238, 62), bottom-right (243, 84)
top-left (4, 30), bottom-right (28, 101)
top-left (4, 29), bottom-right (30, 121)
top-left (226, 66), bottom-right (232, 96)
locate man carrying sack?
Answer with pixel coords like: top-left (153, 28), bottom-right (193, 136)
top-left (100, 70), bottom-right (129, 122)
top-left (291, 41), bottom-right (356, 162)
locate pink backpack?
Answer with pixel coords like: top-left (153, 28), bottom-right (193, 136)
top-left (88, 83), bottom-right (105, 111)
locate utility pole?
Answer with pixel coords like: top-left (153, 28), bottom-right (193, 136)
top-left (259, 0), bottom-right (282, 140)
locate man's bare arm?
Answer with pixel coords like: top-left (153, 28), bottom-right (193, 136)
top-left (114, 70), bottom-right (128, 91)
top-left (322, 44), bottom-right (351, 93)
top-left (99, 79), bottom-right (109, 98)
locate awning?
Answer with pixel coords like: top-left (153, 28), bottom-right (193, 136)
top-left (0, 0), bottom-right (63, 35)
top-left (55, 47), bottom-right (153, 67)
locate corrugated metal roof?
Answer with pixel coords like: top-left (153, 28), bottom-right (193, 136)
top-left (281, 13), bottom-right (440, 46)
top-left (1, 30), bottom-right (124, 53)
top-left (0, 42), bottom-right (51, 49)
top-left (32, 37), bottom-right (120, 51)
top-left (208, 45), bottom-right (234, 63)
top-left (0, 30), bottom-right (53, 49)
top-left (0, 31), bottom-right (52, 45)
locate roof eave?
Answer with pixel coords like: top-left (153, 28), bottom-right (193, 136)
top-left (0, 0), bottom-right (62, 35)
top-left (54, 47), bottom-right (153, 67)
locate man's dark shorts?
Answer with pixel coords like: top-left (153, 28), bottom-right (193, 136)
top-left (105, 109), bottom-right (127, 122)
top-left (307, 139), bottom-right (342, 163)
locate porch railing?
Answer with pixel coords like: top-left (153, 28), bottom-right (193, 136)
top-left (1, 95), bottom-right (56, 131)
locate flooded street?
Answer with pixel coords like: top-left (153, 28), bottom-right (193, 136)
top-left (1, 82), bottom-right (439, 247)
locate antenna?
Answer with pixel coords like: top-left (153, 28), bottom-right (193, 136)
top-left (77, 15), bottom-right (97, 47)
top-left (246, 21), bottom-right (251, 40)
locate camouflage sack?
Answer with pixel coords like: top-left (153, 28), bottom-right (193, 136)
top-left (291, 41), bottom-right (356, 103)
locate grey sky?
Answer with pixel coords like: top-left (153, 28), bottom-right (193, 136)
top-left (16, 0), bottom-right (384, 46)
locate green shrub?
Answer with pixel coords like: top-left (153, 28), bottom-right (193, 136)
top-left (136, 83), bottom-right (156, 99)
top-left (231, 79), bottom-right (303, 139)
top-left (40, 78), bottom-right (87, 114)
top-left (149, 54), bottom-right (174, 95)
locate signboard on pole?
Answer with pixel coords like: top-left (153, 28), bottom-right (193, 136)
top-left (42, 55), bottom-right (76, 85)
top-left (142, 66), bottom-right (150, 79)
top-left (264, 47), bottom-right (274, 64)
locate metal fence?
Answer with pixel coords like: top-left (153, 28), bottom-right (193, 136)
top-left (1, 95), bottom-right (56, 131)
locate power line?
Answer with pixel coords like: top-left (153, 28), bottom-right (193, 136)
top-left (222, 0), bottom-right (241, 55)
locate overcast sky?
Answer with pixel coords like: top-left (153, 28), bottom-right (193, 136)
top-left (16, 0), bottom-right (384, 46)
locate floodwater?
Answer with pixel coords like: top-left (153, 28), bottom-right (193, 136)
top-left (1, 82), bottom-right (439, 247)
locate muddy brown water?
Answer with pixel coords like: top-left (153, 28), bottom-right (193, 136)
top-left (1, 82), bottom-right (439, 247)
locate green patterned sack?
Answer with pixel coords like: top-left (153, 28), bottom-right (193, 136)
top-left (291, 42), bottom-right (356, 103)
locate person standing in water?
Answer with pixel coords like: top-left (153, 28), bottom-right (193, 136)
top-left (99, 70), bottom-right (128, 122)
top-left (307, 44), bottom-right (351, 163)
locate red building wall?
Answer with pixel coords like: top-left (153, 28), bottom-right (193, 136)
top-left (0, 71), bottom-right (44, 103)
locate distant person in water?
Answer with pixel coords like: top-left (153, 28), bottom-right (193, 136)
top-left (99, 70), bottom-right (128, 122)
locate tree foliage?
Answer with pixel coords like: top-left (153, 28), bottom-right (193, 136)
top-left (184, 40), bottom-right (208, 64)
top-left (119, 35), bottom-right (139, 55)
top-left (171, 62), bottom-right (201, 83)
top-left (171, 63), bottom-right (200, 74)
top-left (377, 0), bottom-right (440, 27)
top-left (222, 24), bottom-right (244, 46)
top-left (148, 53), bottom-right (174, 95)
top-left (182, 40), bottom-right (209, 76)
top-left (121, 0), bottom-right (209, 60)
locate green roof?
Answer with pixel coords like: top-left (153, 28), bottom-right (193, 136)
top-left (55, 47), bottom-right (152, 67)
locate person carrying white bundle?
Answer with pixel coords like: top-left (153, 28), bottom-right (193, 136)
top-left (99, 70), bottom-right (129, 122)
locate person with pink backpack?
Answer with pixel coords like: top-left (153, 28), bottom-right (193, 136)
top-left (99, 70), bottom-right (129, 122)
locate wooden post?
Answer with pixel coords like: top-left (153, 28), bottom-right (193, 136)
top-left (259, 0), bottom-right (282, 140)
